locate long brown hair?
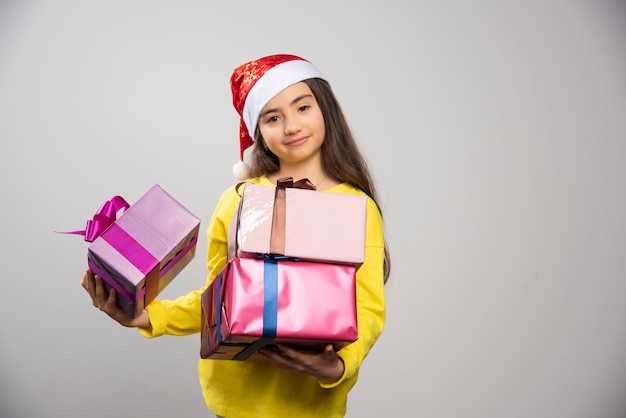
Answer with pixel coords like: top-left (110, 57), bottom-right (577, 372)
top-left (247, 78), bottom-right (391, 283)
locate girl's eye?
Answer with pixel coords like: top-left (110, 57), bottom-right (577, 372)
top-left (266, 115), bottom-right (279, 123)
top-left (298, 105), bottom-right (310, 112)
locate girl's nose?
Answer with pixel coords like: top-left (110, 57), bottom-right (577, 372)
top-left (284, 116), bottom-right (302, 135)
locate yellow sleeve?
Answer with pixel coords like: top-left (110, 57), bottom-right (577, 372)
top-left (320, 195), bottom-right (386, 387)
top-left (138, 184), bottom-right (241, 338)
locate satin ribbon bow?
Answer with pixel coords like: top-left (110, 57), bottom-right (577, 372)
top-left (57, 195), bottom-right (130, 242)
top-left (275, 176), bottom-right (316, 191)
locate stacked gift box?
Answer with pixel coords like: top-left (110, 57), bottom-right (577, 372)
top-left (86, 184), bottom-right (201, 318)
top-left (200, 177), bottom-right (367, 361)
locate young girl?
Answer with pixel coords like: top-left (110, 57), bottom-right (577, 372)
top-left (82, 53), bottom-right (390, 418)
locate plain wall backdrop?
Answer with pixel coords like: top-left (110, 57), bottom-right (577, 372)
top-left (1, 1), bottom-right (625, 417)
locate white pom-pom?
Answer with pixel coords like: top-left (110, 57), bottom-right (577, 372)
top-left (232, 160), bottom-right (250, 180)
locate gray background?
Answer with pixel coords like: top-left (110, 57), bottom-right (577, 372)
top-left (1, 1), bottom-right (626, 417)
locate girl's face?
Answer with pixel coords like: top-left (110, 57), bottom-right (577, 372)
top-left (257, 81), bottom-right (326, 167)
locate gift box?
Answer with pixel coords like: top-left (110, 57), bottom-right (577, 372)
top-left (200, 256), bottom-right (358, 361)
top-left (231, 178), bottom-right (367, 265)
top-left (87, 184), bottom-right (201, 318)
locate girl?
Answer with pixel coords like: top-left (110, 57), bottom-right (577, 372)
top-left (82, 53), bottom-right (390, 418)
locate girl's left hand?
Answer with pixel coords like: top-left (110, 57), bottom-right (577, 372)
top-left (258, 344), bottom-right (344, 382)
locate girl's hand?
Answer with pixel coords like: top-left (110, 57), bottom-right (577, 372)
top-left (81, 268), bottom-right (151, 329)
top-left (258, 343), bottom-right (345, 383)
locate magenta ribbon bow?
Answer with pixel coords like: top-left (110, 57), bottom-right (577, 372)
top-left (57, 195), bottom-right (130, 242)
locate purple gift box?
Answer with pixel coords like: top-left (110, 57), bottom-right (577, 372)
top-left (230, 181), bottom-right (367, 265)
top-left (87, 184), bottom-right (200, 318)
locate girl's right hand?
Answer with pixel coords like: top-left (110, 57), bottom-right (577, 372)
top-left (81, 268), bottom-right (151, 329)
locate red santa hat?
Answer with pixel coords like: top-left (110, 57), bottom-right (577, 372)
top-left (230, 54), bottom-right (326, 180)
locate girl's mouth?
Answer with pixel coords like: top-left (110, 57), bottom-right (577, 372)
top-left (286, 136), bottom-right (308, 146)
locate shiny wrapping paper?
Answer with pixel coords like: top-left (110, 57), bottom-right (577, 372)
top-left (200, 257), bottom-right (358, 361)
top-left (231, 181), bottom-right (367, 265)
top-left (87, 184), bottom-right (200, 318)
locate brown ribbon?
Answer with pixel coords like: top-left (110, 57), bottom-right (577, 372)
top-left (269, 177), bottom-right (316, 255)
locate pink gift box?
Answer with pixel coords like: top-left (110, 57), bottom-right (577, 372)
top-left (200, 257), bottom-right (358, 361)
top-left (231, 181), bottom-right (367, 265)
top-left (87, 184), bottom-right (200, 318)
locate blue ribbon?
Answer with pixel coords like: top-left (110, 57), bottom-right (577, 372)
top-left (262, 258), bottom-right (278, 337)
top-left (211, 257), bottom-right (282, 360)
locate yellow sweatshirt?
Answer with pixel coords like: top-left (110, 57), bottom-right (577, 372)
top-left (139, 176), bottom-right (386, 418)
